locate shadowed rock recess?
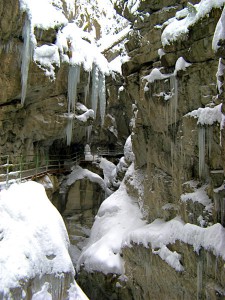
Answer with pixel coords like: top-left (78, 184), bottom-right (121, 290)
top-left (1, 0), bottom-right (225, 299)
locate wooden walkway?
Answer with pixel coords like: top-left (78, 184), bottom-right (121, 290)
top-left (0, 147), bottom-right (124, 189)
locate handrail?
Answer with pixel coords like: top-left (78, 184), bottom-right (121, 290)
top-left (96, 147), bottom-right (124, 156)
top-left (0, 151), bottom-right (84, 189)
top-left (0, 147), bottom-right (124, 189)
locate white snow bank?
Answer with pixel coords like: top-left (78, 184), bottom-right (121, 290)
top-left (162, 0), bottom-right (225, 46)
top-left (109, 54), bottom-right (130, 75)
top-left (99, 158), bottom-right (116, 186)
top-left (76, 110), bottom-right (94, 122)
top-left (77, 165), bottom-right (146, 275)
top-left (185, 103), bottom-right (222, 125)
top-left (56, 23), bottom-right (110, 74)
top-left (143, 68), bottom-right (170, 83)
top-left (213, 6), bottom-right (225, 51)
top-left (174, 57), bottom-right (192, 75)
top-left (19, 0), bottom-right (68, 32)
top-left (152, 245), bottom-right (184, 272)
top-left (109, 136), bottom-right (134, 189)
top-left (33, 44), bottom-right (60, 79)
top-left (99, 26), bottom-right (131, 53)
top-left (66, 166), bottom-right (106, 191)
top-left (181, 184), bottom-right (213, 212)
top-left (124, 135), bottom-right (135, 163)
top-left (216, 59), bottom-right (225, 94)
top-left (20, 0), bottom-right (127, 82)
top-left (0, 181), bottom-right (74, 291)
top-left (143, 57), bottom-right (191, 88)
top-left (123, 216), bottom-right (225, 270)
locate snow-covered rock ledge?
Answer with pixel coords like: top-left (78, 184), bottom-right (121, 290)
top-left (0, 181), bottom-right (88, 300)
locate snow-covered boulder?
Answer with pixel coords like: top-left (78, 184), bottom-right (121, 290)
top-left (0, 181), bottom-right (88, 299)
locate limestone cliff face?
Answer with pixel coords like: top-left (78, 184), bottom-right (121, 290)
top-left (111, 0), bottom-right (225, 299)
top-left (0, 2), bottom-right (129, 298)
top-left (0, 0), bottom-right (130, 165)
top-left (2, 0), bottom-right (225, 299)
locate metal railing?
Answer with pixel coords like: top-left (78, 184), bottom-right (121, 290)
top-left (0, 147), bottom-right (124, 189)
top-left (96, 147), bottom-right (124, 156)
top-left (0, 152), bottom-right (84, 189)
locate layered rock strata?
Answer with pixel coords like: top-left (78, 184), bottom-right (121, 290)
top-left (77, 1), bottom-right (225, 299)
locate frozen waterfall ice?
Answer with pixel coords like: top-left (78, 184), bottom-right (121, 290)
top-left (66, 116), bottom-right (73, 146)
top-left (66, 64), bottom-right (81, 146)
top-left (99, 71), bottom-right (106, 126)
top-left (170, 74), bottom-right (178, 126)
top-left (84, 71), bottom-right (91, 105)
top-left (68, 64), bottom-right (81, 114)
top-left (91, 64), bottom-right (99, 119)
top-left (21, 16), bottom-right (32, 105)
top-left (86, 125), bottom-right (92, 144)
top-left (198, 126), bottom-right (206, 180)
top-left (91, 64), bottom-right (106, 125)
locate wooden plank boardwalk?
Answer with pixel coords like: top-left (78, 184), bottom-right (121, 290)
top-left (0, 147), bottom-right (123, 189)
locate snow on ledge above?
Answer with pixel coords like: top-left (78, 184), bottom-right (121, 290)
top-left (161, 0), bottom-right (225, 47)
top-left (213, 5), bottom-right (225, 51)
top-left (19, 0), bottom-right (128, 80)
top-left (181, 184), bottom-right (213, 212)
top-left (123, 217), bottom-right (225, 271)
top-left (185, 104), bottom-right (222, 126)
top-left (19, 0), bottom-right (69, 32)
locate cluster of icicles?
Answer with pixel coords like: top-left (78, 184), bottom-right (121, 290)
top-left (145, 66), bottom-right (216, 181)
top-left (66, 64), bottom-right (106, 145)
top-left (21, 17), bottom-right (106, 146)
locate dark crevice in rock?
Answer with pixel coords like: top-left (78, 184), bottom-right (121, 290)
top-left (0, 98), bottom-right (21, 107)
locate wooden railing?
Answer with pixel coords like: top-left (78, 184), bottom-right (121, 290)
top-left (0, 147), bottom-right (124, 189)
top-left (0, 152), bottom-right (84, 189)
top-left (96, 147), bottom-right (124, 156)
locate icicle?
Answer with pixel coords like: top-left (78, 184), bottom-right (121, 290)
top-left (207, 126), bottom-right (212, 160)
top-left (198, 126), bottom-right (206, 179)
top-left (91, 64), bottom-right (99, 118)
top-left (197, 253), bottom-right (203, 300)
top-left (21, 16), bottom-right (32, 105)
top-left (215, 255), bottom-right (218, 280)
top-left (98, 71), bottom-right (106, 125)
top-left (68, 64), bottom-right (80, 113)
top-left (84, 71), bottom-right (91, 106)
top-left (86, 125), bottom-right (92, 144)
top-left (66, 64), bottom-right (80, 146)
top-left (66, 116), bottom-right (73, 146)
top-left (170, 74), bottom-right (178, 125)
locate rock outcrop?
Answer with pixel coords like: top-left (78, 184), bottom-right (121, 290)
top-left (107, 0), bottom-right (225, 299)
top-left (2, 0), bottom-right (225, 299)
top-left (75, 1), bottom-right (225, 299)
top-left (0, 0), bottom-right (130, 167)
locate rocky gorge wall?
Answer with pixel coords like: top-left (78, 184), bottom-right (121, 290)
top-left (109, 0), bottom-right (225, 299)
top-left (76, 1), bottom-right (225, 299)
top-left (0, 0), bottom-right (131, 165)
top-left (1, 0), bottom-right (225, 299)
top-left (0, 0), bottom-right (130, 298)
